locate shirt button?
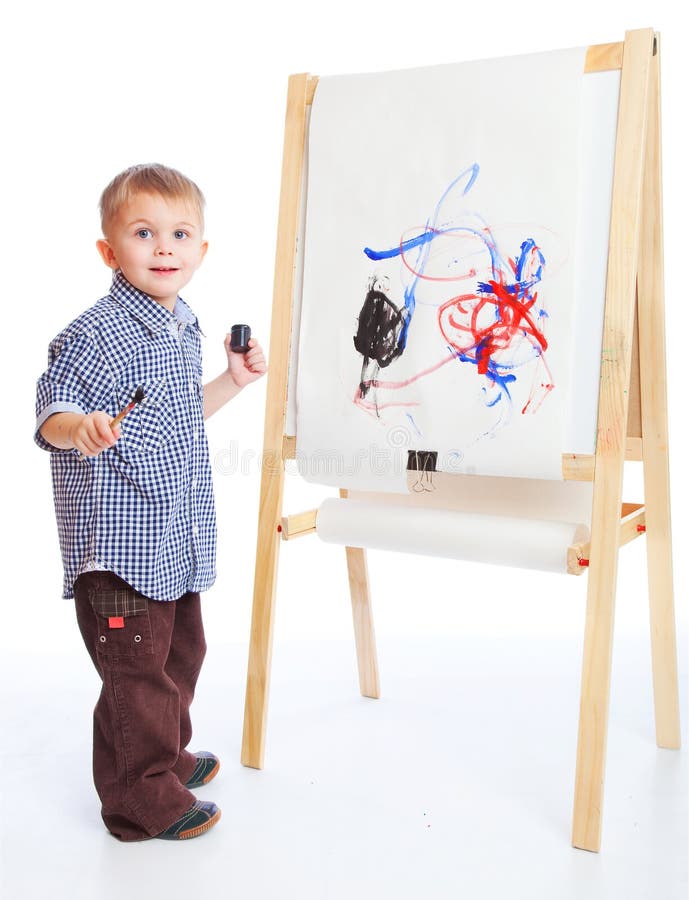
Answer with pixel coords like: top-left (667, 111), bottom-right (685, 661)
top-left (192, 525), bottom-right (200, 536)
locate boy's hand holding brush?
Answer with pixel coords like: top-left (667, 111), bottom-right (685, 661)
top-left (40, 387), bottom-right (145, 457)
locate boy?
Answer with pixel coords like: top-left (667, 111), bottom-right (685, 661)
top-left (35, 164), bottom-right (267, 841)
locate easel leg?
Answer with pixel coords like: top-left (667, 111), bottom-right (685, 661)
top-left (345, 546), bottom-right (380, 698)
top-left (572, 29), bottom-right (655, 851)
top-left (241, 481), bottom-right (283, 769)
top-left (637, 37), bottom-right (681, 750)
top-left (572, 532), bottom-right (619, 852)
top-left (241, 73), bottom-right (311, 770)
top-left (644, 451), bottom-right (681, 750)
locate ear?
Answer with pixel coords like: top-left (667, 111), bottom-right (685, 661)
top-left (198, 240), bottom-right (209, 265)
top-left (96, 239), bottom-right (118, 270)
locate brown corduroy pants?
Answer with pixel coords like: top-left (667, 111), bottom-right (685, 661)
top-left (73, 571), bottom-right (207, 841)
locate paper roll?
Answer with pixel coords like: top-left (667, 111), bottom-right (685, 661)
top-left (316, 499), bottom-right (589, 574)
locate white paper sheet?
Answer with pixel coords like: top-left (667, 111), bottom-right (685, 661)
top-left (296, 48), bottom-right (588, 492)
top-left (565, 69), bottom-right (620, 453)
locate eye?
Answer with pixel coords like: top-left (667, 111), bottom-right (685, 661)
top-left (136, 228), bottom-right (152, 239)
top-left (174, 230), bottom-right (188, 240)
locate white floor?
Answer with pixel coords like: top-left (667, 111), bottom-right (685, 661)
top-left (1, 631), bottom-right (686, 900)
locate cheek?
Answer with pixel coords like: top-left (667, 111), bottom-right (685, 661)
top-left (119, 242), bottom-right (151, 268)
top-left (182, 245), bottom-right (206, 268)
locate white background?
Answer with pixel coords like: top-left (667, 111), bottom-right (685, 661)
top-left (0, 1), bottom-right (686, 895)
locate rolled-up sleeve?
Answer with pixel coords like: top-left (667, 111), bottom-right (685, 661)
top-left (35, 329), bottom-right (113, 451)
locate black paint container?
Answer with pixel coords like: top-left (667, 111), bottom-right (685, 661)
top-left (230, 324), bottom-right (251, 353)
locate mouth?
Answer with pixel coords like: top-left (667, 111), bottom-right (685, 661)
top-left (150, 267), bottom-right (179, 274)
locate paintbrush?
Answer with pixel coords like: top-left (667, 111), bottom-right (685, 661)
top-left (110, 386), bottom-right (145, 429)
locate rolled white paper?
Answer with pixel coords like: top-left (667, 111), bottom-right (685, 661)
top-left (316, 499), bottom-right (589, 574)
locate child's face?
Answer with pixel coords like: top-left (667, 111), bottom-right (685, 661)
top-left (96, 192), bottom-right (208, 310)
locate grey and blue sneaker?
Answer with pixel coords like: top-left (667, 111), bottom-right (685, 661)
top-left (185, 752), bottom-right (220, 789)
top-left (156, 801), bottom-right (221, 840)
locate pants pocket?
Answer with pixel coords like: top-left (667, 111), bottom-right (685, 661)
top-left (88, 583), bottom-right (154, 659)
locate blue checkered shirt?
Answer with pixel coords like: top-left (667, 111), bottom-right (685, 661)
top-left (35, 271), bottom-right (216, 601)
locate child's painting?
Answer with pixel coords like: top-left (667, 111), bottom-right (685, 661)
top-left (354, 164), bottom-right (554, 439)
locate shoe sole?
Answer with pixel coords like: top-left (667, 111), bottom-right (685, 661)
top-left (173, 807), bottom-right (222, 840)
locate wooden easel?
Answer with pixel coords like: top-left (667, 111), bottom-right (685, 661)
top-left (240, 29), bottom-right (680, 852)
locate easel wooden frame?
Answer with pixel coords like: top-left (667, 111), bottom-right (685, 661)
top-left (240, 29), bottom-right (680, 852)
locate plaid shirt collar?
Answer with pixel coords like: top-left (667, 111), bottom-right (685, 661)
top-left (109, 270), bottom-right (202, 334)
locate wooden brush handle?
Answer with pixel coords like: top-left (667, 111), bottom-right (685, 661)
top-left (110, 403), bottom-right (134, 429)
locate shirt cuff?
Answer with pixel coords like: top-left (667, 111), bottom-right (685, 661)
top-left (35, 401), bottom-right (86, 452)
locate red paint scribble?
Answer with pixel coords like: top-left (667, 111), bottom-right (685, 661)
top-left (437, 263), bottom-right (554, 414)
top-left (439, 278), bottom-right (547, 373)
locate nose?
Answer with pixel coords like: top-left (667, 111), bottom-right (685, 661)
top-left (155, 240), bottom-right (173, 255)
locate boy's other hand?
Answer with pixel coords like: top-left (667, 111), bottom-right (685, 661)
top-left (225, 337), bottom-right (268, 389)
top-left (71, 411), bottom-right (121, 457)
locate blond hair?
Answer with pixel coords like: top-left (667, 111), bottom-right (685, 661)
top-left (99, 163), bottom-right (205, 235)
